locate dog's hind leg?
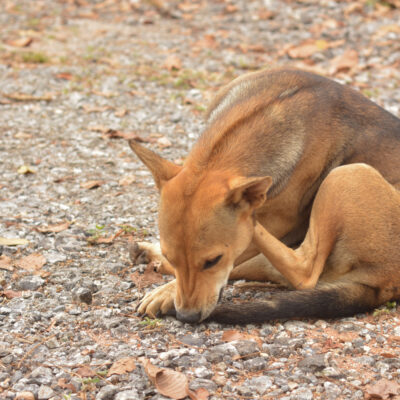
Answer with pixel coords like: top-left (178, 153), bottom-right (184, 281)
top-left (229, 253), bottom-right (290, 286)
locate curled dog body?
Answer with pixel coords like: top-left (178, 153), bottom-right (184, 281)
top-left (129, 68), bottom-right (400, 324)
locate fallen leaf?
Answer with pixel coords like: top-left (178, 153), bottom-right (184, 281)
top-left (7, 37), bottom-right (33, 47)
top-left (92, 90), bottom-right (118, 98)
top-left (222, 330), bottom-right (258, 342)
top-left (330, 49), bottom-right (359, 74)
top-left (2, 290), bottom-right (22, 299)
top-left (14, 132), bottom-right (33, 139)
top-left (142, 359), bottom-right (189, 399)
top-left (55, 73), bottom-right (74, 80)
top-left (76, 366), bottom-right (96, 378)
top-left (366, 378), bottom-right (400, 399)
top-left (0, 255), bottom-right (13, 271)
top-left (3, 93), bottom-right (54, 102)
top-left (80, 180), bottom-right (104, 189)
top-left (83, 105), bottom-right (111, 113)
top-left (0, 237), bottom-right (29, 246)
top-left (57, 378), bottom-right (77, 392)
top-left (17, 165), bottom-right (36, 174)
top-left (107, 357), bottom-right (137, 376)
top-left (15, 392), bottom-right (35, 400)
top-left (163, 54), bottom-right (182, 71)
top-left (287, 39), bottom-right (329, 59)
top-left (118, 174), bottom-right (136, 186)
top-left (15, 253), bottom-right (46, 273)
top-left (115, 108), bottom-right (127, 117)
top-left (188, 388), bottom-right (210, 400)
top-left (93, 235), bottom-right (115, 244)
top-left (36, 221), bottom-right (70, 233)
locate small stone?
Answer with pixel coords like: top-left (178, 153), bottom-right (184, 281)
top-left (232, 340), bottom-right (259, 357)
top-left (190, 378), bottom-right (217, 393)
top-left (115, 389), bottom-right (139, 400)
top-left (37, 385), bottom-right (54, 400)
top-left (96, 385), bottom-right (118, 400)
top-left (73, 287), bottom-right (92, 304)
top-left (0, 307), bottom-right (11, 315)
top-left (205, 343), bottom-right (238, 363)
top-left (393, 326), bottom-right (400, 336)
top-left (298, 354), bottom-right (326, 371)
top-left (180, 334), bottom-right (205, 347)
top-left (194, 366), bottom-right (213, 379)
top-left (170, 112), bottom-right (182, 123)
top-left (16, 276), bottom-right (44, 291)
top-left (247, 376), bottom-right (273, 395)
top-left (291, 387), bottom-right (313, 400)
top-left (243, 356), bottom-right (267, 372)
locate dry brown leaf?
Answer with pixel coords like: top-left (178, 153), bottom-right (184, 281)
top-left (188, 388), bottom-right (210, 400)
top-left (0, 237), bottom-right (29, 246)
top-left (76, 366), bottom-right (96, 378)
top-left (0, 255), bottom-right (13, 271)
top-left (80, 180), bottom-right (104, 189)
top-left (221, 330), bottom-right (259, 342)
top-left (163, 54), bottom-right (182, 71)
top-left (83, 105), bottom-right (111, 114)
top-left (92, 90), bottom-right (118, 98)
top-left (118, 174), bottom-right (136, 186)
top-left (4, 93), bottom-right (54, 102)
top-left (330, 49), bottom-right (359, 74)
top-left (15, 392), bottom-right (35, 400)
top-left (55, 73), bottom-right (74, 80)
top-left (115, 108), bottom-right (127, 117)
top-left (37, 221), bottom-right (70, 234)
top-left (2, 290), bottom-right (22, 299)
top-left (107, 357), bottom-right (137, 376)
top-left (142, 359), bottom-right (189, 399)
top-left (287, 39), bottom-right (329, 59)
top-left (366, 378), bottom-right (400, 399)
top-left (15, 253), bottom-right (46, 273)
top-left (7, 37), bottom-right (33, 47)
top-left (57, 378), bottom-right (76, 392)
top-left (94, 235), bottom-right (115, 244)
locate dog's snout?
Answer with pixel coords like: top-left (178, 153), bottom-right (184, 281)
top-left (176, 310), bottom-right (202, 324)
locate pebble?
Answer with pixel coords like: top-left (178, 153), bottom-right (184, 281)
top-left (73, 287), bottom-right (93, 304)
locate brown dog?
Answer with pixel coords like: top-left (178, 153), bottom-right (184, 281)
top-left (130, 68), bottom-right (400, 324)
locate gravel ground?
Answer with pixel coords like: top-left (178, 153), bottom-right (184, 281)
top-left (1, 1), bottom-right (400, 399)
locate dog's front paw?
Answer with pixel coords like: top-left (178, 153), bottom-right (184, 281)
top-left (129, 241), bottom-right (174, 275)
top-left (137, 280), bottom-right (176, 317)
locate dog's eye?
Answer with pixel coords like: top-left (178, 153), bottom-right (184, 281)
top-left (203, 255), bottom-right (222, 270)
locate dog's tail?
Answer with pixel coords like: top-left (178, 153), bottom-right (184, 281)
top-left (207, 282), bottom-right (379, 324)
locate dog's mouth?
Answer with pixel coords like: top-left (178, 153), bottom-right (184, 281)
top-left (218, 287), bottom-right (224, 303)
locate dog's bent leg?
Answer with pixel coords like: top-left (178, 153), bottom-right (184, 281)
top-left (253, 221), bottom-right (332, 289)
top-left (229, 253), bottom-right (290, 286)
top-left (129, 242), bottom-right (175, 276)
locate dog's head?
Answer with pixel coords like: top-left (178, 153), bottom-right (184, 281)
top-left (129, 140), bottom-right (272, 322)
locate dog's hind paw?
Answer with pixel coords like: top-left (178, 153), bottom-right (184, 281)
top-left (129, 241), bottom-right (175, 276)
top-left (137, 280), bottom-right (176, 317)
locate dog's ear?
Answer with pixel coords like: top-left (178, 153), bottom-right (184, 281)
top-left (128, 140), bottom-right (182, 190)
top-left (227, 176), bottom-right (273, 210)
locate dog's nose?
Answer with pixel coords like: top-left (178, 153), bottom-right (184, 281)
top-left (176, 310), bottom-right (202, 324)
